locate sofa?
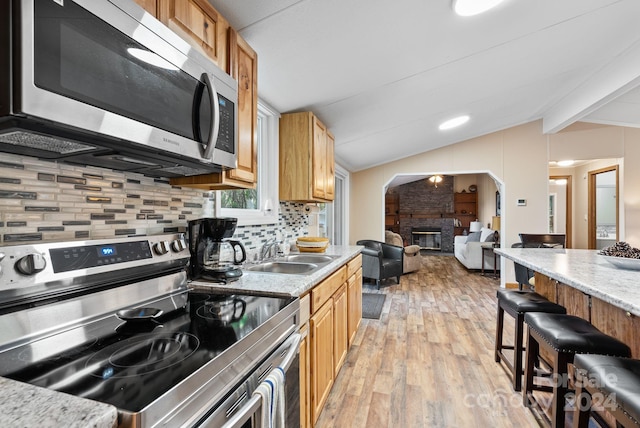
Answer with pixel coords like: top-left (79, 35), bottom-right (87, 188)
top-left (453, 227), bottom-right (499, 270)
top-left (385, 230), bottom-right (422, 274)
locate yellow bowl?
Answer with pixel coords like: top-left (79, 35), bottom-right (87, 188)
top-left (297, 236), bottom-right (329, 243)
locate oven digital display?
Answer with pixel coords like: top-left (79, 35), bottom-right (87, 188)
top-left (50, 241), bottom-right (153, 273)
top-left (98, 246), bottom-right (117, 257)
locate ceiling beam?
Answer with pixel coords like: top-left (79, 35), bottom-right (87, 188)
top-left (543, 39), bottom-right (640, 134)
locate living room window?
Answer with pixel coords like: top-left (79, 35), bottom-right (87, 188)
top-left (216, 101), bottom-right (279, 225)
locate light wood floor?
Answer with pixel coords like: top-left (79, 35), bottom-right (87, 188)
top-left (315, 253), bottom-right (541, 428)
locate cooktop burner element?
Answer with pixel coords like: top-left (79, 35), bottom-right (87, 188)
top-left (86, 332), bottom-right (200, 379)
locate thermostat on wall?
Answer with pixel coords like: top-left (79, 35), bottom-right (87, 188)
top-left (517, 199), bottom-right (527, 206)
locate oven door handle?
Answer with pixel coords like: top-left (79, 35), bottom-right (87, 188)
top-left (219, 333), bottom-right (301, 428)
top-left (279, 332), bottom-right (301, 371)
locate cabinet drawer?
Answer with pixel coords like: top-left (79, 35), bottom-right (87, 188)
top-left (312, 266), bottom-right (346, 313)
top-left (346, 254), bottom-right (362, 278)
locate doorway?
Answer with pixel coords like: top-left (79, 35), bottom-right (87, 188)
top-left (588, 166), bottom-right (618, 250)
top-left (549, 175), bottom-right (572, 248)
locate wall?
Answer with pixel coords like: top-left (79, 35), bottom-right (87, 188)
top-left (0, 153), bottom-right (310, 258)
top-left (350, 120), bottom-right (640, 283)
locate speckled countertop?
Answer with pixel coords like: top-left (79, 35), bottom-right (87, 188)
top-left (190, 245), bottom-right (363, 296)
top-left (0, 245), bottom-right (362, 428)
top-left (0, 377), bottom-right (117, 428)
top-left (495, 248), bottom-right (640, 316)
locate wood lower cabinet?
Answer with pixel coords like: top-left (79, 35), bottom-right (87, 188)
top-left (310, 298), bottom-right (334, 424)
top-left (332, 284), bottom-right (348, 377)
top-left (302, 254), bottom-right (362, 427)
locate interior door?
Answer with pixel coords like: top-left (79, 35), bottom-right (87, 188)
top-left (549, 175), bottom-right (572, 248)
top-left (588, 166), bottom-right (618, 249)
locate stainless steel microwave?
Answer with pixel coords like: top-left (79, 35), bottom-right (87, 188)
top-left (0, 0), bottom-right (238, 177)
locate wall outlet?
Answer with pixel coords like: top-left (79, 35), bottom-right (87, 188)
top-left (517, 199), bottom-right (526, 206)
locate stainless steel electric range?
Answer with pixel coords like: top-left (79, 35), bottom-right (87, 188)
top-left (0, 233), bottom-right (300, 427)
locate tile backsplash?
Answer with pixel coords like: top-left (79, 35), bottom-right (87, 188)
top-left (0, 153), bottom-right (310, 252)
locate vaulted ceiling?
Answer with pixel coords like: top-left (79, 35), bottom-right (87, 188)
top-left (209, 0), bottom-right (640, 172)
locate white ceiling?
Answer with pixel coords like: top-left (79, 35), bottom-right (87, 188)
top-left (208, 0), bottom-right (640, 172)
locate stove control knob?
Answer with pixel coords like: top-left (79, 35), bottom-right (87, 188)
top-left (171, 238), bottom-right (187, 253)
top-left (153, 241), bottom-right (170, 255)
top-left (16, 253), bottom-right (47, 276)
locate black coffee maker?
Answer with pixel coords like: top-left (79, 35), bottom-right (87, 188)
top-left (188, 218), bottom-right (247, 282)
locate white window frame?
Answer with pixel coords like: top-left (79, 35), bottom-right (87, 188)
top-left (216, 100), bottom-right (279, 226)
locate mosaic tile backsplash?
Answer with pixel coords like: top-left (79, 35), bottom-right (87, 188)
top-left (0, 153), bottom-right (310, 254)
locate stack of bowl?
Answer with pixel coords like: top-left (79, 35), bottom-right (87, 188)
top-left (296, 237), bottom-right (330, 253)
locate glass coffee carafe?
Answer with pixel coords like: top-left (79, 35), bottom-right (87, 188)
top-left (188, 218), bottom-right (246, 282)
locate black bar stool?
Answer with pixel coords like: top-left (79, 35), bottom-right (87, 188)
top-left (573, 354), bottom-right (640, 428)
top-left (495, 289), bottom-right (566, 391)
top-left (523, 313), bottom-right (632, 428)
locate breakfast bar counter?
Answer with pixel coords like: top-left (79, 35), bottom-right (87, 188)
top-left (495, 247), bottom-right (640, 316)
top-left (495, 247), bottom-right (640, 356)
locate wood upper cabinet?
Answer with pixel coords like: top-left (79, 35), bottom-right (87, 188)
top-left (280, 112), bottom-right (335, 202)
top-left (156, 0), bottom-right (227, 68)
top-left (132, 0), bottom-right (157, 15)
top-left (223, 28), bottom-right (258, 187)
top-left (157, 5), bottom-right (258, 190)
top-left (324, 131), bottom-right (335, 200)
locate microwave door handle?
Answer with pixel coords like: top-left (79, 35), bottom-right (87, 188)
top-left (201, 72), bottom-right (221, 160)
top-left (218, 394), bottom-right (261, 428)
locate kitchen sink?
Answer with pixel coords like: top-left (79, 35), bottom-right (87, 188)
top-left (281, 254), bottom-right (337, 264)
top-left (244, 254), bottom-right (339, 275)
top-left (245, 261), bottom-right (319, 274)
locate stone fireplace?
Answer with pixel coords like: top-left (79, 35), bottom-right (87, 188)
top-left (388, 176), bottom-right (455, 253)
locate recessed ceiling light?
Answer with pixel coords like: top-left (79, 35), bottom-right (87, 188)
top-left (452, 0), bottom-right (506, 16)
top-left (556, 160), bottom-right (575, 167)
top-left (439, 115), bottom-right (469, 131)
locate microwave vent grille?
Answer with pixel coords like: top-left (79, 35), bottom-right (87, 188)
top-left (0, 131), bottom-right (97, 154)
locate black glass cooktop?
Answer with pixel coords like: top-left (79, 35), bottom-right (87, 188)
top-left (0, 291), bottom-right (292, 412)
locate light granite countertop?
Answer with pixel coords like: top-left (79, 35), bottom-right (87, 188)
top-left (190, 245), bottom-right (363, 296)
top-left (0, 245), bottom-right (362, 428)
top-left (0, 377), bottom-right (117, 428)
top-left (495, 247), bottom-right (640, 316)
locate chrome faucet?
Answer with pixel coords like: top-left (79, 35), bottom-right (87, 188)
top-left (260, 238), bottom-right (278, 261)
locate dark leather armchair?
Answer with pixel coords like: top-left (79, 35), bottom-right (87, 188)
top-left (356, 240), bottom-right (403, 289)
